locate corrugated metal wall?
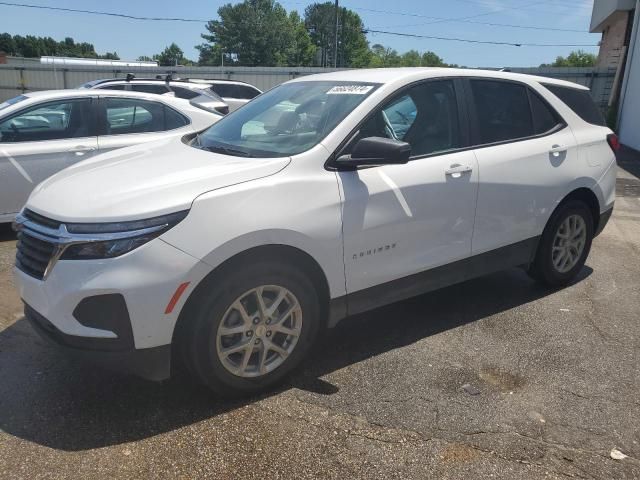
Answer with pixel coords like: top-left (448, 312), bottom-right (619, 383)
top-left (0, 62), bottom-right (616, 111)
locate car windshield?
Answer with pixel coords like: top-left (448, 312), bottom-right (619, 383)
top-left (0, 95), bottom-right (28, 112)
top-left (196, 81), bottom-right (379, 158)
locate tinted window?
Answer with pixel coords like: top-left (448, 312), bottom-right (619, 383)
top-left (236, 85), bottom-right (261, 99)
top-left (529, 90), bottom-right (562, 134)
top-left (96, 84), bottom-right (126, 90)
top-left (164, 105), bottom-right (189, 129)
top-left (103, 98), bottom-right (187, 135)
top-left (357, 80), bottom-right (461, 157)
top-left (542, 84), bottom-right (605, 126)
top-left (470, 80), bottom-right (533, 144)
top-left (198, 81), bottom-right (378, 157)
top-left (209, 84), bottom-right (237, 98)
top-left (130, 84), bottom-right (170, 95)
top-left (171, 86), bottom-right (200, 100)
top-left (0, 98), bottom-right (93, 143)
top-left (209, 83), bottom-right (260, 99)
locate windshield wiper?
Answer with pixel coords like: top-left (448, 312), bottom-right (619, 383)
top-left (201, 144), bottom-right (253, 157)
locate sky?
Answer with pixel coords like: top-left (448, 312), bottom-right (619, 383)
top-left (0, 0), bottom-right (600, 67)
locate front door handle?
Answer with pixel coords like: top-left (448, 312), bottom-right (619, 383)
top-left (445, 164), bottom-right (473, 178)
top-left (549, 144), bottom-right (567, 157)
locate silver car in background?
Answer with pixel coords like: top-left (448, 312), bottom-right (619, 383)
top-left (0, 89), bottom-right (221, 222)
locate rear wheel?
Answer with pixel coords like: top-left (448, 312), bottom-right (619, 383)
top-left (180, 261), bottom-right (321, 396)
top-left (529, 200), bottom-right (594, 287)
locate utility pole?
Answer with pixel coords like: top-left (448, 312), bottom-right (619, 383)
top-left (334, 0), bottom-right (339, 68)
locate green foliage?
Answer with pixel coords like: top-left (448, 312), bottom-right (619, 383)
top-left (194, 0), bottom-right (450, 69)
top-left (546, 50), bottom-right (597, 67)
top-left (153, 43), bottom-right (193, 66)
top-left (136, 55), bottom-right (154, 62)
top-left (0, 32), bottom-right (118, 59)
top-left (304, 2), bottom-right (369, 67)
top-left (198, 0), bottom-right (314, 66)
top-left (367, 44), bottom-right (448, 68)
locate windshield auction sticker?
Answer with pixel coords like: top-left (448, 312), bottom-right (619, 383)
top-left (326, 85), bottom-right (374, 95)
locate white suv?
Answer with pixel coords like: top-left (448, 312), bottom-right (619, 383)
top-left (13, 68), bottom-right (617, 396)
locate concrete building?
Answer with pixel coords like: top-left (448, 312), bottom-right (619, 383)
top-left (591, 0), bottom-right (639, 150)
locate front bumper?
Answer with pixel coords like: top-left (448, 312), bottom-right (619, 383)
top-left (25, 303), bottom-right (171, 381)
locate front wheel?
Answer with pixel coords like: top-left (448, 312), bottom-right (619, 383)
top-left (180, 261), bottom-right (321, 396)
top-left (528, 200), bottom-right (594, 287)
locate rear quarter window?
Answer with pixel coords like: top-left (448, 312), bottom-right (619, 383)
top-left (542, 84), bottom-right (605, 126)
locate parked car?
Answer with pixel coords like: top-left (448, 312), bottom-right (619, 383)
top-left (183, 79), bottom-right (262, 112)
top-left (14, 68), bottom-right (617, 396)
top-left (79, 75), bottom-right (231, 115)
top-left (0, 89), bottom-right (221, 222)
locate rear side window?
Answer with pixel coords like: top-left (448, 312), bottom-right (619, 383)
top-left (528, 90), bottom-right (562, 134)
top-left (209, 83), bottom-right (259, 99)
top-left (102, 98), bottom-right (188, 135)
top-left (470, 80), bottom-right (533, 144)
top-left (170, 86), bottom-right (200, 100)
top-left (542, 84), bottom-right (605, 126)
top-left (129, 84), bottom-right (170, 95)
top-left (96, 84), bottom-right (126, 91)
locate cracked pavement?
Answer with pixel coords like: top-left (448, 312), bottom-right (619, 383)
top-left (1, 151), bottom-right (640, 479)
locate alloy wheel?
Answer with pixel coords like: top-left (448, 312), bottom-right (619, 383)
top-left (216, 285), bottom-right (303, 378)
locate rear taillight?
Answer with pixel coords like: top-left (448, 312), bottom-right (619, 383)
top-left (607, 133), bottom-right (620, 152)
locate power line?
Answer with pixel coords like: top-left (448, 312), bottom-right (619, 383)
top-left (368, 18), bottom-right (586, 33)
top-left (364, 29), bottom-right (598, 47)
top-left (0, 1), bottom-right (208, 22)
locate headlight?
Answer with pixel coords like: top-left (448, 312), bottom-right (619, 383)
top-left (60, 210), bottom-right (188, 260)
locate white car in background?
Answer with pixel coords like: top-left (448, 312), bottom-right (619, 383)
top-left (185, 79), bottom-right (262, 112)
top-left (13, 68), bottom-right (617, 396)
top-left (0, 89), bottom-right (221, 222)
top-left (80, 75), bottom-right (232, 115)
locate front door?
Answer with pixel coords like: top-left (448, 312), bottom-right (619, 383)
top-left (0, 97), bottom-right (97, 215)
top-left (338, 79), bottom-right (478, 307)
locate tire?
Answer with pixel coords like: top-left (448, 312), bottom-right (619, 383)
top-left (179, 260), bottom-right (321, 396)
top-left (528, 200), bottom-right (594, 287)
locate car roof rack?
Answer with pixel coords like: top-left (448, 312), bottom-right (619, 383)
top-left (181, 78), bottom-right (255, 86)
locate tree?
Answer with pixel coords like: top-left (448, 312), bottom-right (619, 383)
top-left (401, 50), bottom-right (421, 67)
top-left (154, 43), bottom-right (191, 66)
top-left (0, 32), bottom-right (118, 59)
top-left (368, 44), bottom-right (401, 67)
top-left (287, 11), bottom-right (317, 66)
top-left (421, 51), bottom-right (446, 67)
top-left (546, 50), bottom-right (596, 67)
top-left (304, 2), bottom-right (369, 67)
top-left (198, 0), bottom-right (302, 66)
top-left (136, 55), bottom-right (154, 62)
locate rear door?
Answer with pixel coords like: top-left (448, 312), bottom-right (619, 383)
top-left (96, 96), bottom-right (191, 153)
top-left (0, 97), bottom-right (97, 215)
top-left (465, 78), bottom-right (578, 255)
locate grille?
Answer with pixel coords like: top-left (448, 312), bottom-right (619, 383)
top-left (15, 213), bottom-right (61, 280)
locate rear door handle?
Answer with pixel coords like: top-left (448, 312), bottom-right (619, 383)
top-left (549, 144), bottom-right (567, 156)
top-left (445, 164), bottom-right (473, 177)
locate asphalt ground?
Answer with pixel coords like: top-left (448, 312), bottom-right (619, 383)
top-left (1, 150), bottom-right (639, 479)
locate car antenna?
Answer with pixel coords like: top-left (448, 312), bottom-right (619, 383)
top-left (125, 73), bottom-right (135, 82)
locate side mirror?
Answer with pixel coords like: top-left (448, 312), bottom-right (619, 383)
top-left (335, 136), bottom-right (411, 169)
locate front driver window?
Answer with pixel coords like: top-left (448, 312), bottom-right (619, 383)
top-left (355, 80), bottom-right (461, 158)
top-left (0, 98), bottom-right (92, 143)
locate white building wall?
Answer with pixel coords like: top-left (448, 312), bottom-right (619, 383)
top-left (618, 1), bottom-right (640, 150)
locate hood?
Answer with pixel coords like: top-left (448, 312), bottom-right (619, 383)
top-left (26, 136), bottom-right (290, 222)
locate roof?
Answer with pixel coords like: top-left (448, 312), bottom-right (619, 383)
top-left (17, 89), bottom-right (196, 107)
top-left (288, 67), bottom-right (590, 91)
